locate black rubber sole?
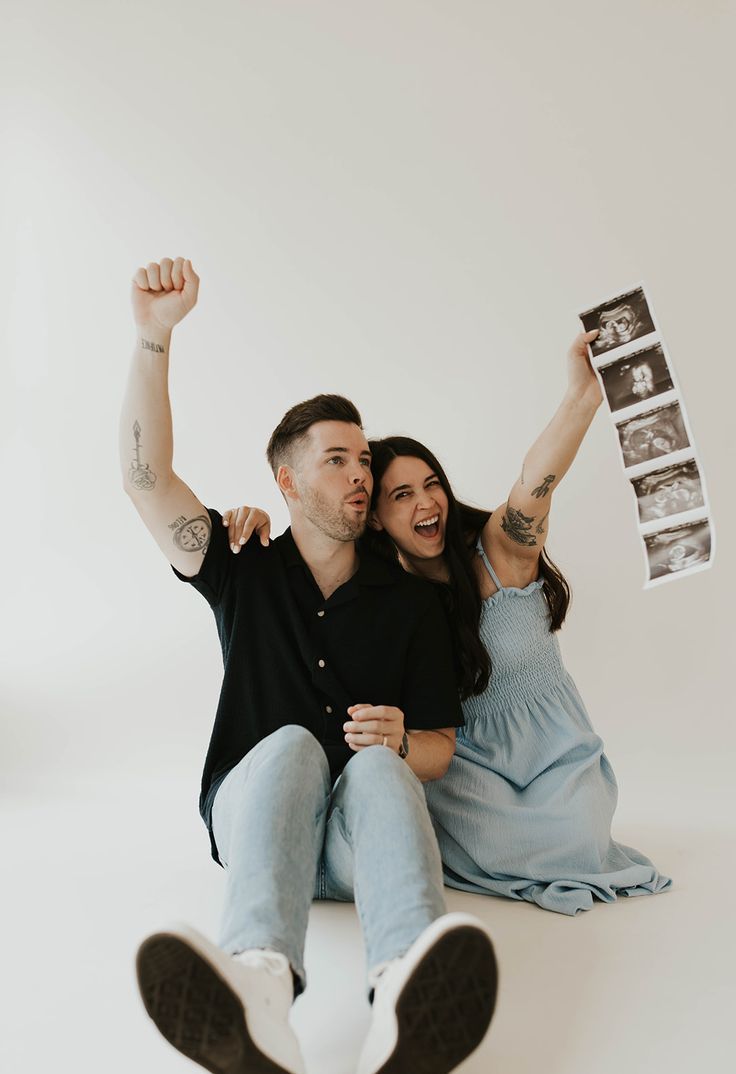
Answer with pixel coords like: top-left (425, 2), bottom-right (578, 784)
top-left (136, 934), bottom-right (291, 1074)
top-left (378, 925), bottom-right (498, 1074)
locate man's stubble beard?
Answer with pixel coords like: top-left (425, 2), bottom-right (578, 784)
top-left (298, 481), bottom-right (367, 542)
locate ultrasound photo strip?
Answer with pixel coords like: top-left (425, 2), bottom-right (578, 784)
top-left (579, 282), bottom-right (714, 588)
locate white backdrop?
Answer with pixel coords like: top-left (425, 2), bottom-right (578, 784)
top-left (2, 2), bottom-right (734, 1072)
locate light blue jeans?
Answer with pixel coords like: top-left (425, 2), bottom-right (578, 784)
top-left (211, 724), bottom-right (447, 991)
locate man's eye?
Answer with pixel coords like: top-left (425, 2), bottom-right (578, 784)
top-left (361, 458), bottom-right (371, 467)
top-left (328, 456), bottom-right (344, 465)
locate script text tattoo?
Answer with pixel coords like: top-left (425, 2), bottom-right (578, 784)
top-left (140, 338), bottom-right (166, 354)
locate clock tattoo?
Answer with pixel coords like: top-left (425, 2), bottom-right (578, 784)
top-left (172, 514), bottom-right (212, 554)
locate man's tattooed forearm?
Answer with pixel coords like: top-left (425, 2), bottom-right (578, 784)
top-left (501, 506), bottom-right (537, 546)
top-left (128, 420), bottom-right (157, 490)
top-left (531, 474), bottom-right (555, 498)
top-left (170, 514), bottom-right (212, 555)
top-left (140, 337), bottom-right (166, 353)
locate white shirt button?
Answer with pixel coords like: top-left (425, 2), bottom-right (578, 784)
top-left (325, 705), bottom-right (333, 714)
top-left (318, 659), bottom-right (326, 668)
top-left (317, 610), bottom-right (325, 617)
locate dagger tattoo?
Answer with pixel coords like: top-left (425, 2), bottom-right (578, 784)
top-left (129, 421), bottom-right (157, 491)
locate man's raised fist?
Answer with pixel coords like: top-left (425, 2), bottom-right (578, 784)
top-left (131, 257), bottom-right (199, 332)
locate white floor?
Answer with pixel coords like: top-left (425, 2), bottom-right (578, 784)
top-left (2, 771), bottom-right (732, 1074)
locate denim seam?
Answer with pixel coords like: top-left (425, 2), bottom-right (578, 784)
top-left (317, 790), bottom-right (330, 899)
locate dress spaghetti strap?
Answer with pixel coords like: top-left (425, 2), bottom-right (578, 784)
top-left (476, 536), bottom-right (503, 590)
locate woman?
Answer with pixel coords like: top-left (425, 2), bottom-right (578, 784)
top-left (224, 330), bottom-right (670, 915)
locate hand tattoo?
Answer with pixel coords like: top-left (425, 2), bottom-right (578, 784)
top-left (532, 474), bottom-right (555, 498)
top-left (501, 506), bottom-right (537, 546)
top-left (170, 514), bottom-right (211, 555)
top-left (129, 421), bottom-right (157, 490)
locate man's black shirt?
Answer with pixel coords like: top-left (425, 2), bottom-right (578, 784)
top-left (173, 508), bottom-right (463, 863)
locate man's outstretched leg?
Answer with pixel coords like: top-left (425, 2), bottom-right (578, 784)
top-left (322, 746), bottom-right (498, 1074)
top-left (136, 725), bottom-right (331, 1074)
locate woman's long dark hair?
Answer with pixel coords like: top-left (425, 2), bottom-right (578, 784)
top-left (362, 436), bottom-right (571, 700)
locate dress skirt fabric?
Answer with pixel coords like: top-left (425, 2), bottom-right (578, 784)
top-left (424, 542), bottom-right (671, 916)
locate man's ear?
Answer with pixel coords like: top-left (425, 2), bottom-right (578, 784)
top-left (277, 465), bottom-right (298, 501)
top-left (367, 511), bottom-right (383, 531)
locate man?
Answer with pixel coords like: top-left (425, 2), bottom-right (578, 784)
top-left (120, 256), bottom-right (497, 1074)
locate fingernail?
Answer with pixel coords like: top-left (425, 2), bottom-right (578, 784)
top-left (239, 536), bottom-right (246, 544)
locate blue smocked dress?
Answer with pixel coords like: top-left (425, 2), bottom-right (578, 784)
top-left (424, 539), bottom-right (671, 915)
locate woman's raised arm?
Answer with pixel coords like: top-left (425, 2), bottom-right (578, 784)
top-left (483, 330), bottom-right (601, 583)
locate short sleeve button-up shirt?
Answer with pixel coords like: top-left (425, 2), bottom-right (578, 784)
top-left (173, 508), bottom-right (463, 862)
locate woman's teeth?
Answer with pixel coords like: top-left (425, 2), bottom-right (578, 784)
top-left (415, 516), bottom-right (440, 538)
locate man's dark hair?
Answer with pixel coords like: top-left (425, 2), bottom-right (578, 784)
top-left (266, 394), bottom-right (363, 476)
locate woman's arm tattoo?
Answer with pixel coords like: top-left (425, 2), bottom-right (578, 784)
top-left (501, 506), bottom-right (537, 546)
top-left (531, 473), bottom-right (556, 498)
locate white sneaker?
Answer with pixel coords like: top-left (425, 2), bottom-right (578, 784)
top-left (356, 912), bottom-right (498, 1074)
top-left (136, 923), bottom-right (306, 1074)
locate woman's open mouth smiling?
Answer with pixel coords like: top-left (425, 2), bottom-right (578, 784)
top-left (415, 514), bottom-right (441, 539)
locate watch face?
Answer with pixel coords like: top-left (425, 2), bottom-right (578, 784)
top-left (174, 516), bottom-right (211, 552)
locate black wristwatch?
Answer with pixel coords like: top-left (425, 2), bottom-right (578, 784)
top-left (398, 731), bottom-right (410, 759)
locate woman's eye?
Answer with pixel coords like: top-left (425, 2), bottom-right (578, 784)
top-left (395, 491), bottom-right (409, 500)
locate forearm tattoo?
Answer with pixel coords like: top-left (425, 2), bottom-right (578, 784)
top-left (140, 337), bottom-right (166, 353)
top-left (129, 420), bottom-right (157, 490)
top-left (169, 513), bottom-right (211, 555)
top-left (501, 506), bottom-right (537, 546)
top-left (531, 473), bottom-right (556, 498)
top-left (536, 511), bottom-right (549, 535)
